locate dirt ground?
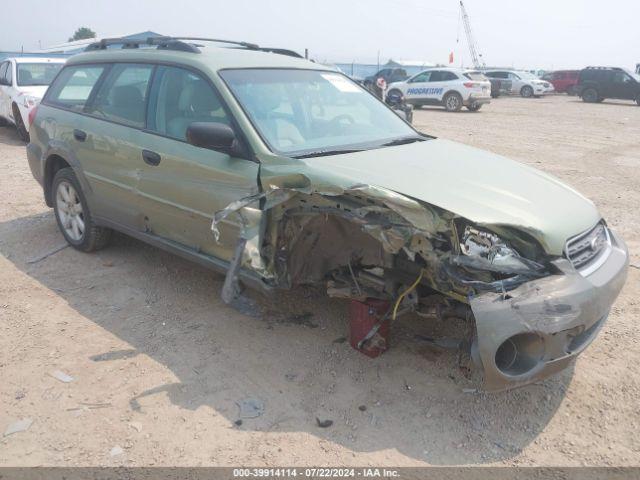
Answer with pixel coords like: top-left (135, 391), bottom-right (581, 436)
top-left (1, 95), bottom-right (639, 467)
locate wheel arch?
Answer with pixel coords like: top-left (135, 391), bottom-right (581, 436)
top-left (443, 89), bottom-right (463, 101)
top-left (43, 154), bottom-right (72, 207)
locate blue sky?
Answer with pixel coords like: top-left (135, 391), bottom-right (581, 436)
top-left (2, 0), bottom-right (639, 70)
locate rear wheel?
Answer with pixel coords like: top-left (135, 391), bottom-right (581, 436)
top-left (443, 92), bottom-right (463, 112)
top-left (582, 88), bottom-right (599, 103)
top-left (12, 104), bottom-right (29, 142)
top-left (0, 116), bottom-right (7, 127)
top-left (520, 85), bottom-right (534, 98)
top-left (52, 167), bottom-right (111, 252)
top-left (636, 94), bottom-right (640, 106)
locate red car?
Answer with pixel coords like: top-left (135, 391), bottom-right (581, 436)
top-left (542, 70), bottom-right (580, 94)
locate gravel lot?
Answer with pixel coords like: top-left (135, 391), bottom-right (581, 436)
top-left (1, 95), bottom-right (639, 467)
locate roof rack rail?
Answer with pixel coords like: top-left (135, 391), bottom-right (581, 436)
top-left (85, 37), bottom-right (201, 53)
top-left (85, 36), bottom-right (261, 54)
top-left (84, 36), bottom-right (304, 59)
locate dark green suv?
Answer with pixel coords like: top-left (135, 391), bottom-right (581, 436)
top-left (577, 66), bottom-right (640, 104)
top-left (26, 37), bottom-right (628, 391)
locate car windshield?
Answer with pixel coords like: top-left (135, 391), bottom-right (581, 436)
top-left (16, 62), bottom-right (64, 86)
top-left (220, 69), bottom-right (420, 157)
top-left (623, 69), bottom-right (640, 82)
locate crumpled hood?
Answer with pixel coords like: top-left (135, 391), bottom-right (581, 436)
top-left (300, 139), bottom-right (600, 255)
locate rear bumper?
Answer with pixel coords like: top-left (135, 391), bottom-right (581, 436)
top-left (470, 228), bottom-right (628, 391)
top-left (465, 95), bottom-right (491, 106)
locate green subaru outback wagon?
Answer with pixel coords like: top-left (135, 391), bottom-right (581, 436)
top-left (26, 37), bottom-right (628, 391)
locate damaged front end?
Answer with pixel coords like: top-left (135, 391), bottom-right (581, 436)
top-left (211, 166), bottom-right (629, 392)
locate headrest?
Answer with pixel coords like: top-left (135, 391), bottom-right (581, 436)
top-left (178, 80), bottom-right (221, 113)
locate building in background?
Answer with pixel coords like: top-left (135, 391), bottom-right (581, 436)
top-left (1, 31), bottom-right (164, 61)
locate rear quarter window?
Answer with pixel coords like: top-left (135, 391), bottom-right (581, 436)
top-left (45, 65), bottom-right (106, 111)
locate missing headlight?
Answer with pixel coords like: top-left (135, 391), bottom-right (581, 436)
top-left (455, 225), bottom-right (545, 275)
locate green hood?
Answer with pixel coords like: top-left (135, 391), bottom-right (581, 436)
top-left (298, 139), bottom-right (600, 255)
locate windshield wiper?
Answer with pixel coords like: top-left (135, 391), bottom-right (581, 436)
top-left (381, 136), bottom-right (426, 147)
top-left (292, 148), bottom-right (365, 159)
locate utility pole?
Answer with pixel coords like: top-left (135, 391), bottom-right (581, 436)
top-left (459, 1), bottom-right (485, 69)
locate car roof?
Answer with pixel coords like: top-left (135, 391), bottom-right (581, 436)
top-left (9, 57), bottom-right (67, 64)
top-left (66, 45), bottom-right (328, 72)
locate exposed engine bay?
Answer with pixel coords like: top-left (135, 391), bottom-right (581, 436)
top-left (210, 173), bottom-right (628, 391)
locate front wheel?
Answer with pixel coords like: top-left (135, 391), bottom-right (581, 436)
top-left (520, 86), bottom-right (534, 98)
top-left (443, 92), bottom-right (463, 112)
top-left (467, 103), bottom-right (482, 112)
top-left (52, 167), bottom-right (111, 252)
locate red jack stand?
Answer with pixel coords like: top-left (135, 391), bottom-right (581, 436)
top-left (349, 298), bottom-right (391, 358)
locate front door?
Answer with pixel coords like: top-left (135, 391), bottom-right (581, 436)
top-left (608, 71), bottom-right (638, 100)
top-left (135, 65), bottom-right (260, 262)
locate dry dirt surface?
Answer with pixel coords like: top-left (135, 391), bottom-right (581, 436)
top-left (1, 95), bottom-right (639, 467)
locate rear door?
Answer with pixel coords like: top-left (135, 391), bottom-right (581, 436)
top-left (424, 71), bottom-right (447, 103)
top-left (135, 65), bottom-right (260, 262)
top-left (76, 63), bottom-right (155, 226)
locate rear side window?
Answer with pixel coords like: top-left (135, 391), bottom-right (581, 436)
top-left (147, 66), bottom-right (229, 141)
top-left (440, 71), bottom-right (458, 81)
top-left (46, 65), bottom-right (105, 111)
top-left (0, 62), bottom-right (7, 83)
top-left (88, 64), bottom-right (154, 128)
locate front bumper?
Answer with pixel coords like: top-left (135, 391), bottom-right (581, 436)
top-left (470, 228), bottom-right (628, 391)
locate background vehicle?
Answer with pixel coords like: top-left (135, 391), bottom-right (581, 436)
top-left (484, 70), bottom-right (553, 97)
top-left (0, 57), bottom-right (65, 141)
top-left (363, 67), bottom-right (409, 90)
top-left (387, 68), bottom-right (491, 112)
top-left (542, 70), bottom-right (579, 94)
top-left (576, 67), bottom-right (640, 105)
top-left (488, 77), bottom-right (512, 98)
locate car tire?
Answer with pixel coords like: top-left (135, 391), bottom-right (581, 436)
top-left (636, 94), bottom-right (640, 106)
top-left (0, 116), bottom-right (7, 127)
top-left (582, 88), bottom-right (599, 103)
top-left (520, 86), bottom-right (534, 98)
top-left (52, 167), bottom-right (111, 252)
top-left (443, 92), bottom-right (463, 112)
top-left (467, 103), bottom-right (482, 112)
top-left (12, 104), bottom-right (29, 142)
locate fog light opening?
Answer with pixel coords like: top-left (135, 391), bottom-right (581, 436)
top-left (495, 333), bottom-right (544, 376)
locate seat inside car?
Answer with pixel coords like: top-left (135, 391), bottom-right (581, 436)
top-left (166, 80), bottom-right (228, 140)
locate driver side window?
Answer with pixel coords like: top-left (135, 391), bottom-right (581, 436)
top-left (148, 66), bottom-right (230, 141)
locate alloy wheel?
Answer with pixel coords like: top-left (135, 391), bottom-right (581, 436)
top-left (56, 181), bottom-right (85, 242)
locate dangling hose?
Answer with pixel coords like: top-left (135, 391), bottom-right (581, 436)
top-left (391, 269), bottom-right (425, 321)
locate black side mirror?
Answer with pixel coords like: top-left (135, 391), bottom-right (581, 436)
top-left (186, 122), bottom-right (238, 154)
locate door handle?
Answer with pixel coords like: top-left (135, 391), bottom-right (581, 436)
top-left (142, 149), bottom-right (161, 166)
top-left (73, 129), bottom-right (87, 142)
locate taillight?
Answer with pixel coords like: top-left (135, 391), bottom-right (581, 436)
top-left (463, 82), bottom-right (476, 88)
top-left (28, 105), bottom-right (38, 126)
